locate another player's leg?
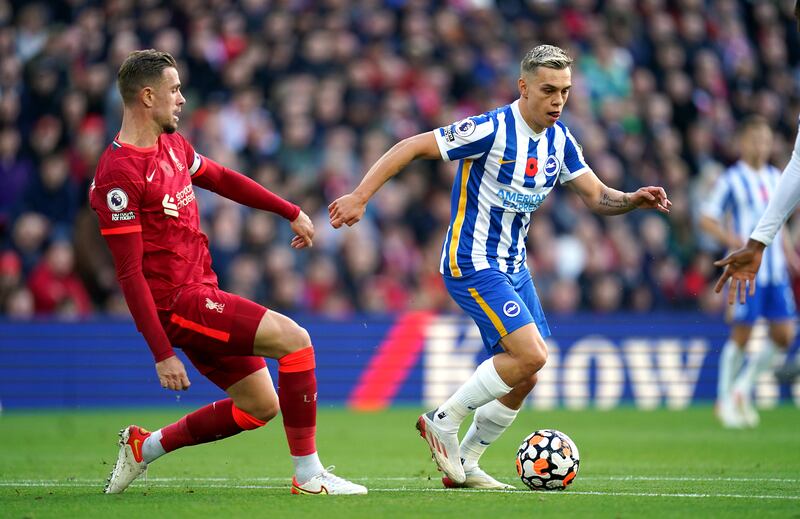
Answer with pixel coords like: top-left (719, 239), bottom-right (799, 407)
top-left (104, 378), bottom-right (273, 494)
top-left (733, 319), bottom-right (794, 427)
top-left (252, 310), bottom-right (367, 495)
top-left (716, 326), bottom-right (748, 429)
top-left (443, 375), bottom-right (535, 490)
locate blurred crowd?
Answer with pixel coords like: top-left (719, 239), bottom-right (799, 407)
top-left (2, 0), bottom-right (800, 319)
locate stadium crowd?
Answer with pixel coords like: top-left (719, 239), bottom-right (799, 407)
top-left (2, 0), bottom-right (800, 319)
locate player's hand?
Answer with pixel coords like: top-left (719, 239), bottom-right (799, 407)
top-left (156, 355), bottom-right (191, 391)
top-left (328, 192), bottom-right (367, 228)
top-left (713, 239), bottom-right (766, 305)
top-left (290, 210), bottom-right (314, 249)
top-left (629, 186), bottom-right (671, 213)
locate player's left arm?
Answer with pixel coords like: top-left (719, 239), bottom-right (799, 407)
top-left (563, 171), bottom-right (671, 216)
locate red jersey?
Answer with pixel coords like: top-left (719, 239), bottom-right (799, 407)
top-left (89, 132), bottom-right (215, 309)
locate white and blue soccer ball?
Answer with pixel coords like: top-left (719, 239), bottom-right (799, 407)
top-left (516, 429), bottom-right (580, 491)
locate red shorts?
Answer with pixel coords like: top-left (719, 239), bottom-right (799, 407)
top-left (160, 284), bottom-right (267, 390)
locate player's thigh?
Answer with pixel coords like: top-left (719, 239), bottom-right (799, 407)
top-left (730, 324), bottom-right (754, 346)
top-left (252, 309), bottom-right (311, 359)
top-left (163, 285), bottom-right (266, 356)
top-left (768, 319), bottom-right (796, 348)
top-left (226, 367), bottom-right (279, 421)
top-left (183, 348), bottom-right (267, 392)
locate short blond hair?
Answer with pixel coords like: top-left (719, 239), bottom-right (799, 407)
top-left (521, 45), bottom-right (573, 76)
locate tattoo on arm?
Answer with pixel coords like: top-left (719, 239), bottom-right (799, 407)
top-left (598, 190), bottom-right (632, 210)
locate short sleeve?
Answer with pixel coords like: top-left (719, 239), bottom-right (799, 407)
top-left (558, 125), bottom-right (591, 184)
top-left (700, 174), bottom-right (732, 221)
top-left (433, 114), bottom-right (497, 162)
top-left (89, 168), bottom-right (144, 236)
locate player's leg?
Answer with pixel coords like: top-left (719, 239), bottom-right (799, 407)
top-left (423, 270), bottom-right (547, 484)
top-left (733, 284), bottom-right (795, 426)
top-left (250, 309), bottom-right (367, 495)
top-left (716, 324), bottom-right (751, 428)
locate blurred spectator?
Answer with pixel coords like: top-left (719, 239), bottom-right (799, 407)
top-left (3, 1), bottom-right (800, 318)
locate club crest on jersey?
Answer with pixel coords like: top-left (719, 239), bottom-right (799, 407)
top-left (503, 301), bottom-right (521, 317)
top-left (106, 188), bottom-right (129, 212)
top-left (544, 155), bottom-right (560, 176)
top-left (205, 298), bottom-right (225, 313)
top-left (455, 118), bottom-right (476, 137)
top-left (168, 147), bottom-right (185, 171)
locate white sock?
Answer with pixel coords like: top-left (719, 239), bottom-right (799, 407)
top-left (736, 339), bottom-right (780, 394)
top-left (142, 429), bottom-right (166, 464)
top-left (460, 399), bottom-right (519, 472)
top-left (434, 358), bottom-right (513, 432)
top-left (718, 340), bottom-right (745, 401)
top-left (292, 452), bottom-right (325, 484)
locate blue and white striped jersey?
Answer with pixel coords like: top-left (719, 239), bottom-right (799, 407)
top-left (702, 161), bottom-right (788, 285)
top-left (433, 100), bottom-right (590, 278)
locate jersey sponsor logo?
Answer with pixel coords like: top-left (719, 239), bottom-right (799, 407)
top-left (455, 118), bottom-right (476, 137)
top-left (107, 188), bottom-right (129, 212)
top-left (162, 194), bottom-right (179, 217)
top-left (503, 301), bottom-right (521, 317)
top-left (496, 189), bottom-right (547, 212)
top-left (544, 155), bottom-right (560, 176)
top-left (442, 126), bottom-right (455, 142)
top-left (111, 211), bottom-right (136, 222)
top-left (205, 298), bottom-right (225, 313)
top-left (146, 167), bottom-right (157, 182)
top-left (168, 147), bottom-right (185, 171)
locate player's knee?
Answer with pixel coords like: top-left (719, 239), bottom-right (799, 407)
top-left (519, 340), bottom-right (547, 375)
top-left (232, 400), bottom-right (276, 430)
top-left (280, 323), bottom-right (311, 355)
top-left (515, 373), bottom-right (538, 394)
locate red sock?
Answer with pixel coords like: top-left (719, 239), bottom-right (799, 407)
top-left (159, 398), bottom-right (264, 452)
top-left (278, 347), bottom-right (317, 456)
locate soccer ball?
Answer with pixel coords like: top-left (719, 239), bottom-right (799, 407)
top-left (516, 429), bottom-right (580, 491)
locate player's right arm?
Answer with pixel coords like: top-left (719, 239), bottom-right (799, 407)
top-left (328, 132), bottom-right (440, 228)
top-left (90, 172), bottom-right (190, 391)
top-left (329, 114), bottom-right (496, 228)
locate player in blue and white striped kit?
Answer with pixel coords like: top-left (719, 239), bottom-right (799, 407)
top-left (329, 45), bottom-right (671, 489)
top-left (701, 117), bottom-right (798, 428)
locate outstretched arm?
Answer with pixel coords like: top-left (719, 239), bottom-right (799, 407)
top-left (192, 159), bottom-right (313, 248)
top-left (564, 171), bottom-right (671, 215)
top-left (329, 132), bottom-right (441, 228)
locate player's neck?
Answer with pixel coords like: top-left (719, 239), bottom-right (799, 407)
top-left (118, 112), bottom-right (162, 148)
top-left (741, 157), bottom-right (765, 171)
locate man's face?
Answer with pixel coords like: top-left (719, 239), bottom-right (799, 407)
top-left (518, 66), bottom-right (572, 133)
top-left (148, 67), bottom-right (185, 134)
top-left (740, 125), bottom-right (773, 165)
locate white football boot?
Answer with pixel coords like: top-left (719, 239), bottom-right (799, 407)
top-left (443, 466), bottom-right (515, 490)
top-left (717, 398), bottom-right (745, 429)
top-left (733, 388), bottom-right (760, 428)
top-left (416, 410), bottom-right (466, 484)
top-left (104, 425), bottom-right (150, 494)
top-left (291, 466), bottom-right (368, 495)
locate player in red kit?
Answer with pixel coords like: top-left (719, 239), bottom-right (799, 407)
top-left (91, 50), bottom-right (366, 495)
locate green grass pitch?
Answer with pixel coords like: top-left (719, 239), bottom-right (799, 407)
top-left (1, 406), bottom-right (798, 518)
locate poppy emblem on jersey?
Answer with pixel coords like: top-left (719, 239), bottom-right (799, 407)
top-left (525, 157), bottom-right (538, 177)
top-left (106, 188), bottom-right (129, 212)
top-left (544, 155), bottom-right (560, 176)
top-left (503, 301), bottom-right (521, 317)
top-left (455, 118), bottom-right (476, 137)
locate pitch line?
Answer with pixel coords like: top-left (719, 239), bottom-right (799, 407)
top-left (1, 480), bottom-right (799, 500)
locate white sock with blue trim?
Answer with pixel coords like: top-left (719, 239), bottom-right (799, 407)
top-left (718, 339), bottom-right (745, 402)
top-left (460, 399), bottom-right (519, 472)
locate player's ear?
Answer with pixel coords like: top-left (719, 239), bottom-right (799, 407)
top-left (141, 87), bottom-right (155, 108)
top-left (518, 77), bottom-right (528, 99)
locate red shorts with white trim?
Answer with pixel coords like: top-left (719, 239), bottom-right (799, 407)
top-left (160, 284), bottom-right (267, 390)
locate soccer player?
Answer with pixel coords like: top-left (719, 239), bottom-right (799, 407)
top-left (700, 117), bottom-right (797, 428)
top-left (715, 1), bottom-right (800, 386)
top-left (91, 50), bottom-right (366, 495)
top-left (329, 45), bottom-right (670, 488)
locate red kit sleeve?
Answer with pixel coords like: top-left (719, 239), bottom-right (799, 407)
top-left (89, 170), bottom-right (175, 362)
